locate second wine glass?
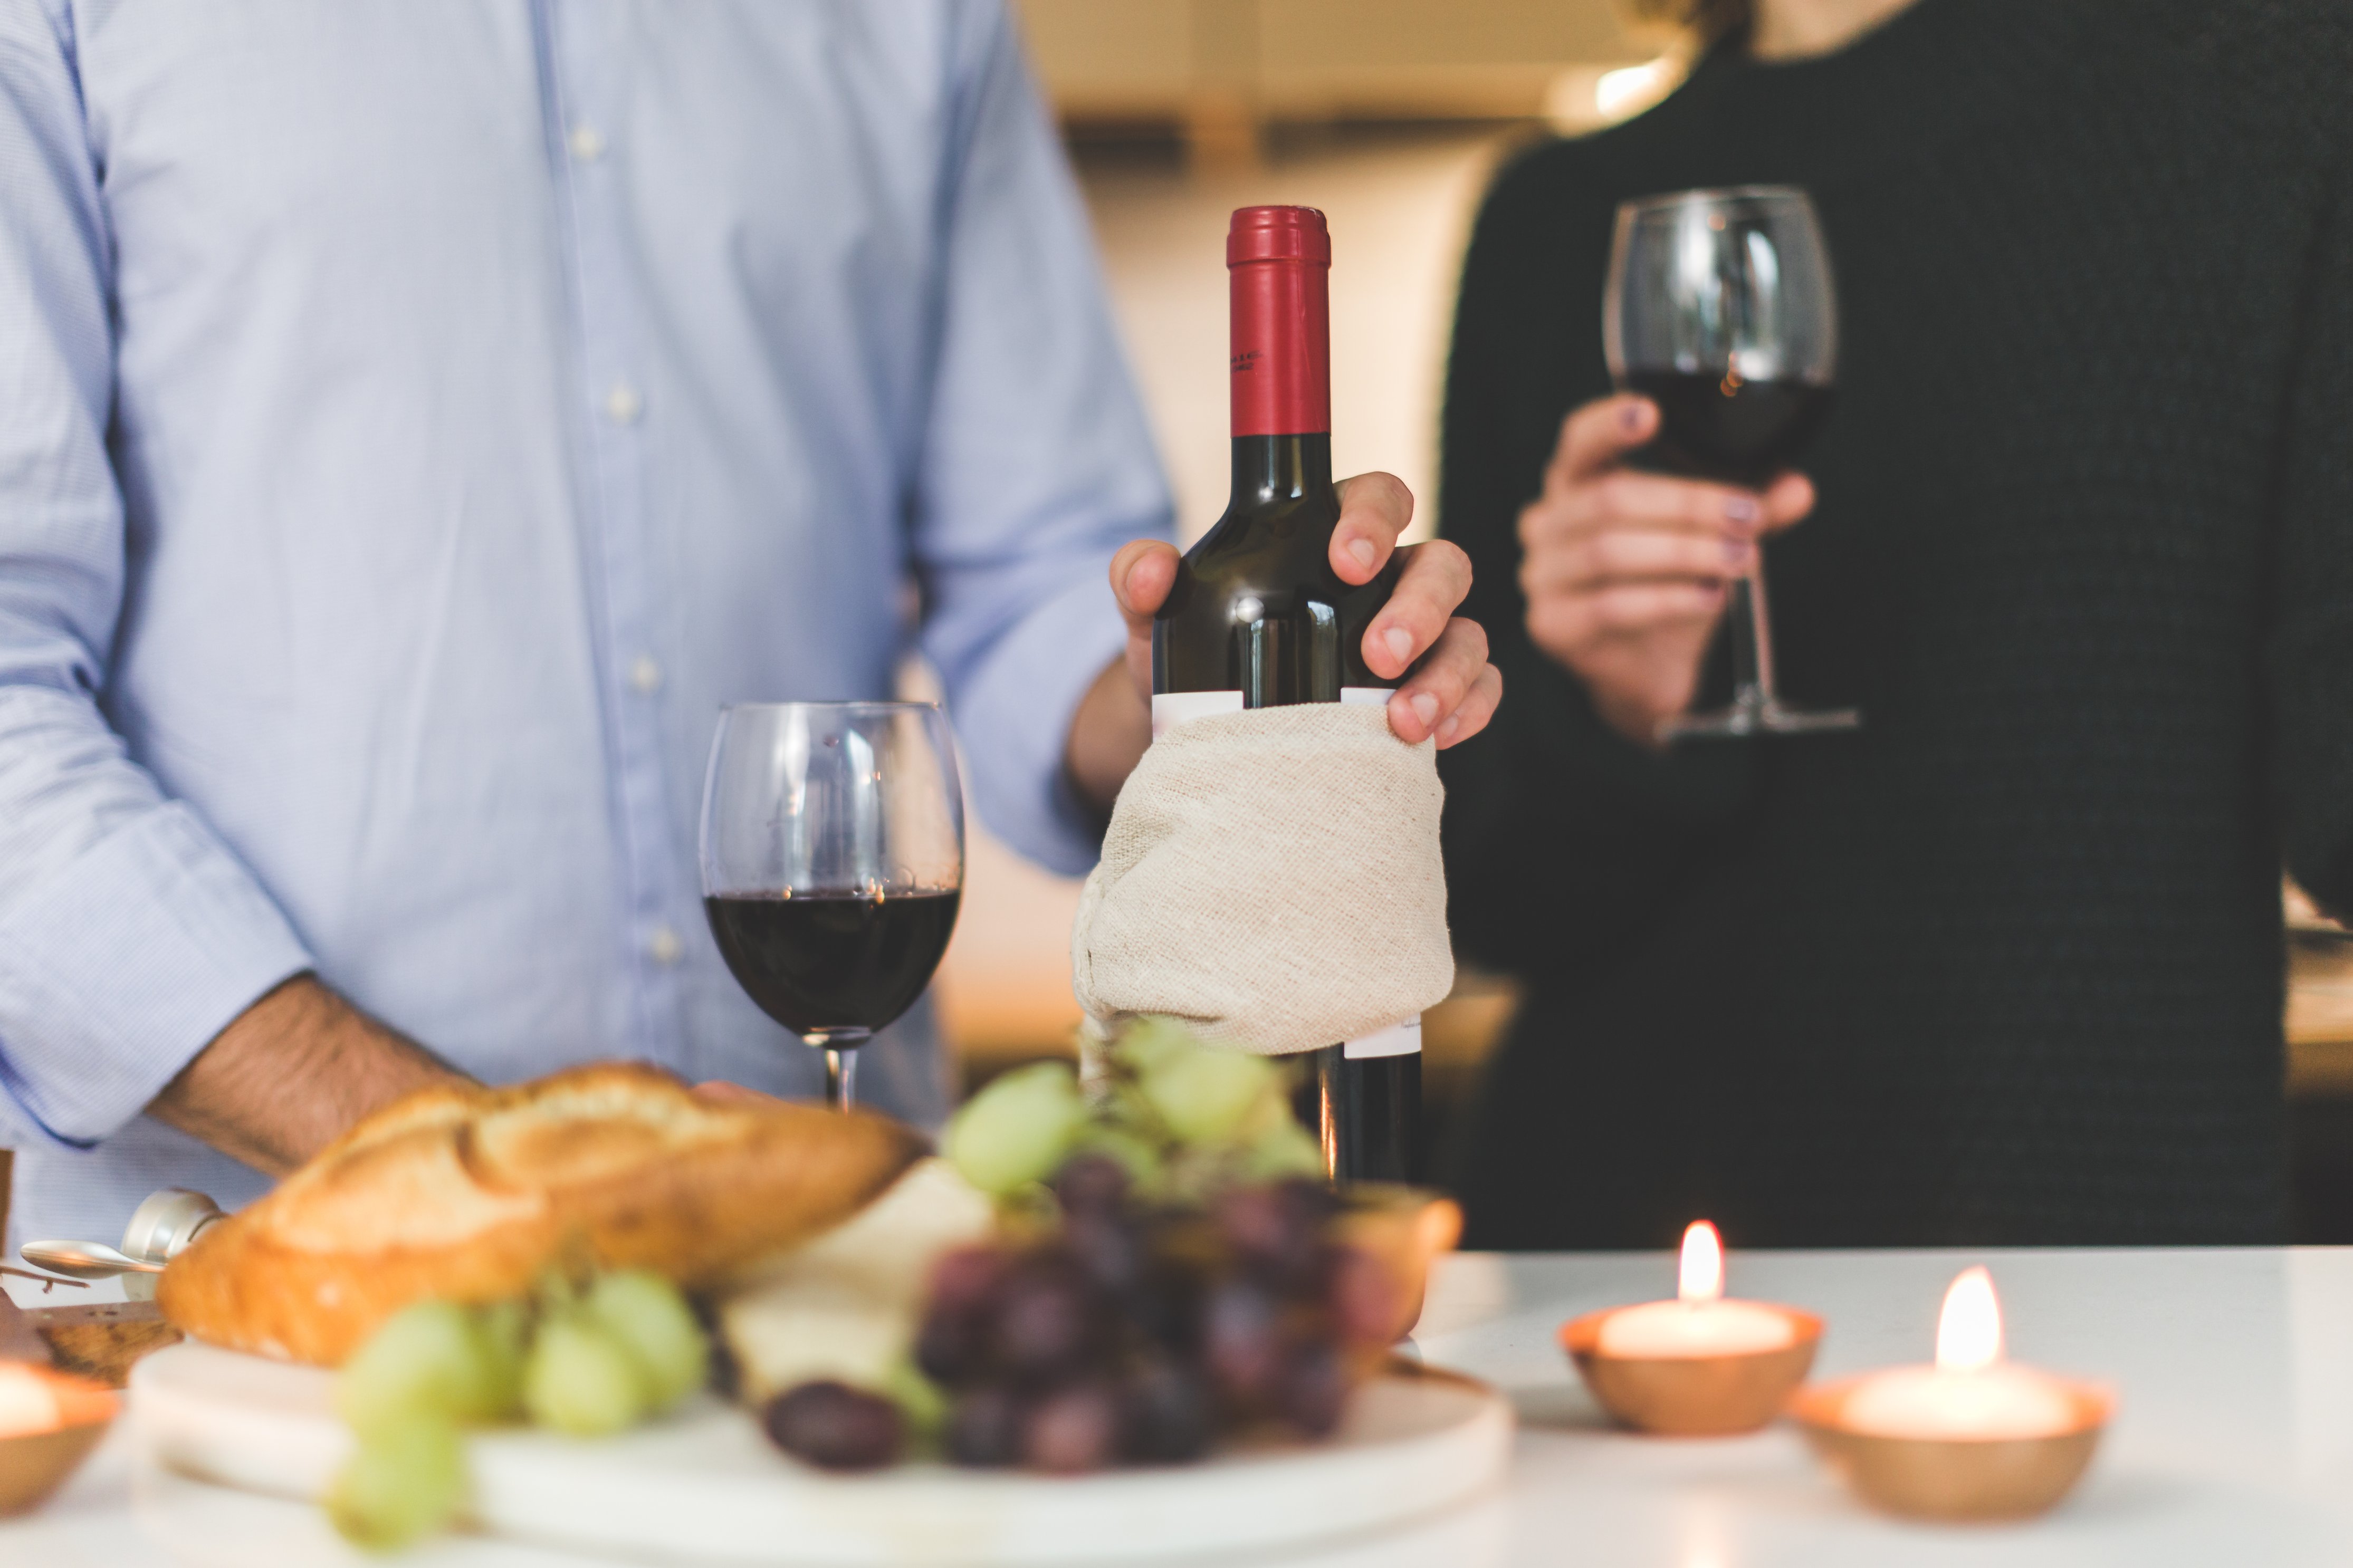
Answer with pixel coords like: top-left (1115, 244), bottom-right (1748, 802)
top-left (698, 701), bottom-right (964, 1109)
top-left (1604, 185), bottom-right (1858, 738)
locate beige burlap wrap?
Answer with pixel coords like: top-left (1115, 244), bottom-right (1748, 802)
top-left (1070, 701), bottom-right (1454, 1056)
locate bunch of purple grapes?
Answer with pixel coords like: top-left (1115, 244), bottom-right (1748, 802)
top-left (912, 1154), bottom-right (1399, 1474)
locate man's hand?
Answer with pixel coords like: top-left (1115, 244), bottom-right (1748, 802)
top-left (148, 975), bottom-right (465, 1176)
top-left (1066, 473), bottom-right (1503, 812)
top-left (1519, 395), bottom-right (1815, 745)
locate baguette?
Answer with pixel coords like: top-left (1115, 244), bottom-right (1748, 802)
top-left (157, 1062), bottom-right (925, 1365)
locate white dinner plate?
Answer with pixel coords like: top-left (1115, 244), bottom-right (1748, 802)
top-left (130, 1342), bottom-right (1512, 1564)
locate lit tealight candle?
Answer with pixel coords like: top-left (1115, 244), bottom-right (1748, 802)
top-left (1596, 1221), bottom-right (1798, 1359)
top-left (1838, 1267), bottom-right (2077, 1440)
top-left (0, 1364), bottom-right (61, 1440)
top-left (1562, 1219), bottom-right (1821, 1435)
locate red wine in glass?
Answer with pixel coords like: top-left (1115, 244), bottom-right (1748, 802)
top-left (704, 889), bottom-right (961, 1040)
top-left (1623, 369), bottom-right (1838, 486)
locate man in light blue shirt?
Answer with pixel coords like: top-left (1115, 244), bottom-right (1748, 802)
top-left (0, 1), bottom-right (1499, 1249)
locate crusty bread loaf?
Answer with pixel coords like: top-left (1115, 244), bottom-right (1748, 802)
top-left (157, 1062), bottom-right (926, 1365)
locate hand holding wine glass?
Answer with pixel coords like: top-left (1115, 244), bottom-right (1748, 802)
top-left (1517, 393), bottom-right (1818, 745)
top-left (1552, 184), bottom-right (1852, 741)
top-left (700, 703), bottom-right (963, 1110)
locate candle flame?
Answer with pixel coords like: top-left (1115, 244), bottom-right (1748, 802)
top-left (1935, 1265), bottom-right (2005, 1372)
top-left (1678, 1219), bottom-right (1724, 1303)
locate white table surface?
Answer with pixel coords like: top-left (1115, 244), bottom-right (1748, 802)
top-left (6, 1246), bottom-right (2351, 1567)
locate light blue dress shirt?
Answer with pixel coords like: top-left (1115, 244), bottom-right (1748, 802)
top-left (0, 0), bottom-right (1170, 1248)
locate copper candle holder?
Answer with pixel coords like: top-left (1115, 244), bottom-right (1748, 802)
top-left (1559, 1304), bottom-right (1822, 1436)
top-left (0, 1365), bottom-right (118, 1516)
top-left (1789, 1374), bottom-right (2111, 1521)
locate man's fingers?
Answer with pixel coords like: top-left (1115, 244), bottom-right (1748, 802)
top-left (1331, 471), bottom-right (1414, 584)
top-left (1520, 528), bottom-right (1754, 597)
top-left (1385, 617), bottom-right (1489, 744)
top-left (1549, 394), bottom-right (1658, 490)
top-left (1433, 662), bottom-right (1504, 749)
top-left (1361, 539), bottom-right (1471, 681)
top-left (1110, 538), bottom-right (1179, 626)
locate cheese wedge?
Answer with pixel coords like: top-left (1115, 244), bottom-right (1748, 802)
top-left (719, 1158), bottom-right (993, 1401)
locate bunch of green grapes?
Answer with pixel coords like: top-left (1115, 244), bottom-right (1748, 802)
top-left (328, 1271), bottom-right (707, 1549)
top-left (943, 1018), bottom-right (1323, 1208)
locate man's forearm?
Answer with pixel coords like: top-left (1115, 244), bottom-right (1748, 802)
top-left (1064, 655), bottom-right (1153, 815)
top-left (148, 975), bottom-right (465, 1177)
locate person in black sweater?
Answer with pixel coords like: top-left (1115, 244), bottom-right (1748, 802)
top-left (1437, 0), bottom-right (2353, 1249)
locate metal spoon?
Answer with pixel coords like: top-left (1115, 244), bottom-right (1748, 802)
top-left (18, 1240), bottom-right (165, 1280)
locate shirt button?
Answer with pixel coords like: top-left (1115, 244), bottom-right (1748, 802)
top-left (628, 655), bottom-right (663, 695)
top-left (604, 381), bottom-right (643, 425)
top-left (568, 123), bottom-right (606, 161)
top-left (647, 926), bottom-right (682, 966)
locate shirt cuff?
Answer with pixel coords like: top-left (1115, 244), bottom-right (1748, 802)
top-left (0, 802), bottom-right (313, 1148)
top-left (947, 570), bottom-right (1130, 878)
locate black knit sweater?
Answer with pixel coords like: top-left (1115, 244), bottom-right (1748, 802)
top-left (1436, 0), bottom-right (2353, 1248)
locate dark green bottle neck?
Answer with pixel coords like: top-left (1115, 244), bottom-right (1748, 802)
top-left (1229, 434), bottom-right (1334, 509)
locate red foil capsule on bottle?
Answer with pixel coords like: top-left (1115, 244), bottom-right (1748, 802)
top-left (1227, 206), bottom-right (1332, 438)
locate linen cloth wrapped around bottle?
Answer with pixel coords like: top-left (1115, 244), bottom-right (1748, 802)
top-left (1070, 703), bottom-right (1455, 1055)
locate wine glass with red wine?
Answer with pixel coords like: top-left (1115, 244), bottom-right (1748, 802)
top-left (699, 702), bottom-right (963, 1109)
top-left (1605, 185), bottom-right (1858, 737)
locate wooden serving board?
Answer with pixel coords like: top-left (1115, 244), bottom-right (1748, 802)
top-left (131, 1343), bottom-right (1512, 1565)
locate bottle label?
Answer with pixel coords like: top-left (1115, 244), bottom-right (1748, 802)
top-left (1344, 1016), bottom-right (1422, 1059)
top-left (1151, 689), bottom-right (1242, 738)
top-left (1152, 686), bottom-right (1394, 738)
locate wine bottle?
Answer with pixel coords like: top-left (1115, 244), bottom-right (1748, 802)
top-left (1151, 205), bottom-right (1421, 1185)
